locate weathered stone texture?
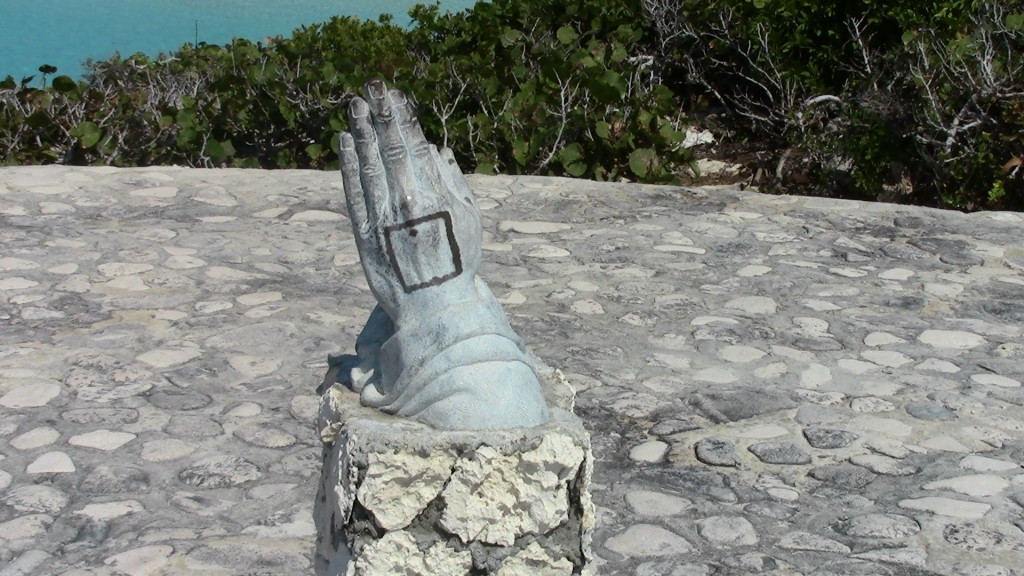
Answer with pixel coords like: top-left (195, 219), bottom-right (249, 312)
top-left (315, 370), bottom-right (594, 576)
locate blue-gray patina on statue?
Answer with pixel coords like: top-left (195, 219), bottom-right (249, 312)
top-left (329, 79), bottom-right (550, 430)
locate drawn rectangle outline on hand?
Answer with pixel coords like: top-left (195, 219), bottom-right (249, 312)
top-left (384, 210), bottom-right (463, 293)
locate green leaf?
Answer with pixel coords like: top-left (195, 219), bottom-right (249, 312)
top-left (204, 139), bottom-right (235, 165)
top-left (565, 161), bottom-right (587, 177)
top-left (589, 70), bottom-right (626, 101)
top-left (560, 143), bottom-right (587, 177)
top-left (235, 157), bottom-right (262, 169)
top-left (321, 62), bottom-right (338, 82)
top-left (595, 121), bottom-right (611, 140)
top-left (176, 109), bottom-right (197, 129)
top-left (275, 148), bottom-right (296, 168)
top-left (556, 26), bottom-right (579, 45)
top-left (1006, 13), bottom-right (1024, 31)
top-left (26, 111), bottom-right (49, 129)
top-left (687, 159), bottom-right (702, 178)
top-left (559, 142), bottom-right (583, 164)
top-left (247, 61), bottom-right (279, 83)
top-left (98, 134), bottom-right (116, 156)
top-left (51, 75), bottom-right (77, 93)
top-left (279, 102), bottom-right (297, 124)
top-left (176, 128), bottom-right (199, 149)
top-left (329, 112), bottom-right (345, 132)
top-left (988, 180), bottom-right (1006, 204)
top-left (206, 140), bottom-right (227, 164)
top-left (512, 139), bottom-right (530, 166)
top-left (658, 122), bottom-right (685, 144)
top-left (306, 143), bottom-right (324, 159)
top-left (628, 148), bottom-right (657, 179)
top-left (615, 24), bottom-right (642, 44)
top-left (573, 54), bottom-right (598, 69)
top-left (72, 121), bottom-right (102, 148)
top-left (500, 28), bottom-right (523, 47)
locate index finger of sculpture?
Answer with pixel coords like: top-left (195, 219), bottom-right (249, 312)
top-left (364, 81), bottom-right (420, 216)
top-left (391, 89), bottom-right (446, 202)
top-left (339, 132), bottom-right (369, 239)
top-left (348, 96), bottom-right (391, 222)
top-left (342, 130), bottom-right (399, 315)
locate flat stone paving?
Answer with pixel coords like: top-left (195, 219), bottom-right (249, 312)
top-left (0, 165), bottom-right (1022, 575)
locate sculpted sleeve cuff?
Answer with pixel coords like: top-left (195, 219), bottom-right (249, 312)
top-left (362, 287), bottom-right (550, 430)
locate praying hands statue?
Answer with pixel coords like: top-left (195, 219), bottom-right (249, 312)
top-left (331, 79), bottom-right (550, 430)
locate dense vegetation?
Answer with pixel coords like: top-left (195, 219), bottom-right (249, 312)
top-left (1, 0), bottom-right (1022, 210)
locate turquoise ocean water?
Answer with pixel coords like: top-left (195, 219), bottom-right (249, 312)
top-left (0, 0), bottom-right (478, 81)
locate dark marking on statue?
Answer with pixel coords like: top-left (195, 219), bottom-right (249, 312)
top-left (384, 210), bottom-right (462, 293)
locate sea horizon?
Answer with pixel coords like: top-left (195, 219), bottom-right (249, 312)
top-left (0, 0), bottom-right (479, 82)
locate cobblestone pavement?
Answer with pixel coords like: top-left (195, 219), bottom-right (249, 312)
top-left (1, 166), bottom-right (1023, 575)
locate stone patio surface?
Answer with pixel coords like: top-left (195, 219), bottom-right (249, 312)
top-left (1, 166), bottom-right (1023, 575)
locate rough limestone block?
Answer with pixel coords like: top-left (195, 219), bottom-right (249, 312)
top-left (315, 369), bottom-right (594, 576)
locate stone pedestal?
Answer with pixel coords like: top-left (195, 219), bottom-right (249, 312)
top-left (314, 368), bottom-right (595, 576)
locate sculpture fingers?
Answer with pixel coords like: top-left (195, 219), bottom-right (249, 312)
top-left (439, 146), bottom-right (476, 208)
top-left (391, 90), bottom-right (446, 201)
top-left (430, 145), bottom-right (468, 207)
top-left (343, 114), bottom-right (400, 316)
top-left (339, 132), bottom-right (369, 239)
top-left (347, 95), bottom-right (390, 224)
top-left (429, 144), bottom-right (480, 274)
top-left (364, 80), bottom-right (420, 216)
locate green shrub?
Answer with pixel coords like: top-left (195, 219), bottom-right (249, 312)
top-left (903, 3), bottom-right (1024, 209)
top-left (3, 0), bottom-right (1022, 209)
top-left (1, 15), bottom-right (414, 168)
top-left (645, 0), bottom-right (1024, 209)
top-left (1, 0), bottom-right (691, 183)
top-left (398, 0), bottom-right (693, 181)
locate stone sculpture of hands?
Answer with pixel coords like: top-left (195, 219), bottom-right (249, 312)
top-left (336, 79), bottom-right (550, 430)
